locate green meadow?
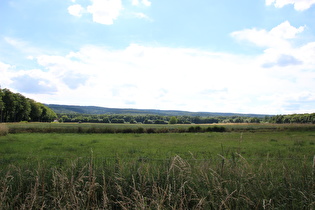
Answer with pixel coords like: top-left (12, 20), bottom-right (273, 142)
top-left (1, 131), bottom-right (315, 164)
top-left (0, 123), bottom-right (314, 209)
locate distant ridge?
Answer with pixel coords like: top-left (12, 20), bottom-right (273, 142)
top-left (46, 104), bottom-right (271, 118)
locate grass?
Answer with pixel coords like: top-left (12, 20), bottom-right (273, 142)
top-left (0, 153), bottom-right (314, 209)
top-left (0, 124), bottom-right (8, 136)
top-left (6, 122), bottom-right (315, 134)
top-left (0, 123), bottom-right (315, 209)
top-left (0, 131), bottom-right (314, 164)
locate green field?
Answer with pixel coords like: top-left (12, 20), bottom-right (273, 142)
top-left (0, 123), bottom-right (314, 209)
top-left (1, 130), bottom-right (315, 164)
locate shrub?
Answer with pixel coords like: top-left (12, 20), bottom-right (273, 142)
top-left (212, 126), bottom-right (226, 132)
top-left (188, 126), bottom-right (196, 132)
top-left (111, 118), bottom-right (125, 123)
top-left (0, 124), bottom-right (9, 136)
top-left (146, 128), bottom-right (156, 134)
top-left (195, 126), bottom-right (202, 132)
top-left (135, 127), bottom-right (145, 133)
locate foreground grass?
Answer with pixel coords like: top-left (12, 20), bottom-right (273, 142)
top-left (0, 154), bottom-right (314, 209)
top-left (0, 124), bottom-right (315, 209)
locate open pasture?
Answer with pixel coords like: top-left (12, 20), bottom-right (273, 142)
top-left (0, 123), bottom-right (314, 209)
top-left (0, 130), bottom-right (315, 166)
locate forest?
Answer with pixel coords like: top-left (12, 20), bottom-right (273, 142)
top-left (55, 113), bottom-right (315, 124)
top-left (56, 113), bottom-right (264, 124)
top-left (1, 87), bottom-right (315, 124)
top-left (0, 88), bottom-right (57, 122)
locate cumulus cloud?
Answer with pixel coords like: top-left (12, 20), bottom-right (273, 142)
top-left (2, 34), bottom-right (315, 113)
top-left (68, 4), bottom-right (84, 17)
top-left (87, 0), bottom-right (123, 25)
top-left (0, 62), bottom-right (14, 87)
top-left (67, 0), bottom-right (152, 24)
top-left (266, 0), bottom-right (315, 11)
top-left (19, 44), bottom-right (312, 113)
top-left (262, 54), bottom-right (302, 68)
top-left (67, 0), bottom-right (123, 25)
top-left (11, 75), bottom-right (57, 94)
top-left (36, 55), bottom-right (89, 89)
top-left (231, 21), bottom-right (312, 69)
top-left (231, 21), bottom-right (304, 49)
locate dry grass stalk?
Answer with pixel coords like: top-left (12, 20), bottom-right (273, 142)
top-left (0, 154), bottom-right (314, 209)
top-left (0, 124), bottom-right (9, 136)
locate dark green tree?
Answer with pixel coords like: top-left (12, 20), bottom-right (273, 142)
top-left (169, 116), bottom-right (178, 124)
top-left (0, 88), bottom-right (4, 122)
top-left (29, 100), bottom-right (43, 121)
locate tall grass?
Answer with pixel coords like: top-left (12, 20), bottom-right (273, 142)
top-left (7, 123), bottom-right (227, 134)
top-left (0, 155), bottom-right (314, 209)
top-left (6, 122), bottom-right (315, 134)
top-left (0, 124), bottom-right (8, 136)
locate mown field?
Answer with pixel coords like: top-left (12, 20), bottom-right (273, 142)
top-left (0, 123), bottom-right (314, 209)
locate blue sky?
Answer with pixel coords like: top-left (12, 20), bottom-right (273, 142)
top-left (1, 0), bottom-right (315, 114)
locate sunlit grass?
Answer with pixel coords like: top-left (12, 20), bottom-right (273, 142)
top-left (1, 123), bottom-right (315, 208)
top-left (0, 131), bottom-right (314, 166)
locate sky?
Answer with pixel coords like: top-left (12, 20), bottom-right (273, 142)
top-left (1, 0), bottom-right (315, 115)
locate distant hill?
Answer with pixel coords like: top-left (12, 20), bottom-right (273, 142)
top-left (46, 104), bottom-right (271, 118)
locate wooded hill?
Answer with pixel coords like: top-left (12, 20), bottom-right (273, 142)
top-left (46, 104), bottom-right (269, 118)
top-left (1, 88), bottom-right (314, 124)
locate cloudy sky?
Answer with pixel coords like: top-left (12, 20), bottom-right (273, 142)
top-left (1, 0), bottom-right (315, 114)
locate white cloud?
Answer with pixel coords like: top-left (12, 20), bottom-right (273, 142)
top-left (131, 0), bottom-right (151, 6)
top-left (231, 21), bottom-right (304, 49)
top-left (3, 42), bottom-right (315, 114)
top-left (87, 0), bottom-right (123, 25)
top-left (266, 0), bottom-right (315, 11)
top-left (4, 36), bottom-right (46, 56)
top-left (141, 0), bottom-right (151, 7)
top-left (231, 21), bottom-right (311, 69)
top-left (67, 0), bottom-right (151, 24)
top-left (0, 62), bottom-right (14, 87)
top-left (133, 12), bottom-right (152, 21)
top-left (3, 19), bottom-right (315, 114)
top-left (131, 0), bottom-right (139, 6)
top-left (68, 4), bottom-right (84, 17)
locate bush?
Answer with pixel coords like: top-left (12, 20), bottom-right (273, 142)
top-left (0, 124), bottom-right (9, 136)
top-left (188, 126), bottom-right (202, 132)
top-left (111, 119), bottom-right (125, 123)
top-left (213, 126), bottom-right (226, 132)
top-left (146, 128), bottom-right (156, 134)
top-left (188, 126), bottom-right (196, 132)
top-left (135, 127), bottom-right (145, 133)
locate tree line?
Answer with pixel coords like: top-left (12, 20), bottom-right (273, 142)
top-left (57, 113), bottom-right (268, 124)
top-left (0, 88), bottom-right (57, 122)
top-left (57, 113), bottom-right (315, 124)
top-left (2, 88), bottom-right (314, 124)
top-left (269, 113), bottom-right (315, 124)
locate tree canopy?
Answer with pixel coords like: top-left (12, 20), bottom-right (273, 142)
top-left (0, 88), bottom-right (57, 122)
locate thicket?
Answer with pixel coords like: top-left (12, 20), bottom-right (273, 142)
top-left (270, 113), bottom-right (315, 124)
top-left (0, 88), bottom-right (57, 122)
top-left (8, 124), bottom-right (226, 134)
